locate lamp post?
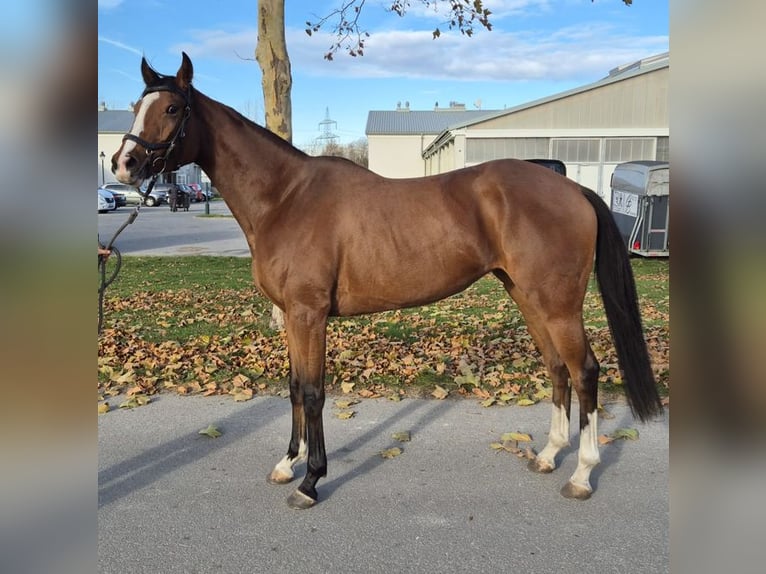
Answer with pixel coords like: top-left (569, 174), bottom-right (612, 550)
top-left (99, 151), bottom-right (106, 185)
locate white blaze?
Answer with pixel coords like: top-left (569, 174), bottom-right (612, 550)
top-left (114, 92), bottom-right (160, 182)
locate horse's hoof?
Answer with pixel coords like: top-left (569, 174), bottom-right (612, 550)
top-left (560, 481), bottom-right (592, 500)
top-left (287, 489), bottom-right (317, 510)
top-left (527, 457), bottom-right (555, 474)
top-left (267, 469), bottom-right (294, 485)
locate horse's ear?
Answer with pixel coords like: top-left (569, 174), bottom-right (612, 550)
top-left (141, 56), bottom-right (160, 86)
top-left (177, 52), bottom-right (194, 90)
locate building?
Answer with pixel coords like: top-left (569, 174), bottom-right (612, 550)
top-left (366, 53), bottom-right (669, 203)
top-left (365, 101), bottom-right (500, 178)
top-left (97, 102), bottom-right (205, 187)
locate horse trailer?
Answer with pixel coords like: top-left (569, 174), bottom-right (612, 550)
top-left (609, 161), bottom-right (669, 256)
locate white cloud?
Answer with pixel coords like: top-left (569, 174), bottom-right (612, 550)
top-left (287, 24), bottom-right (667, 82)
top-left (165, 19), bottom-right (667, 85)
top-left (171, 29), bottom-right (258, 62)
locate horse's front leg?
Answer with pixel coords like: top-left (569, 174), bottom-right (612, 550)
top-left (272, 303), bottom-right (329, 509)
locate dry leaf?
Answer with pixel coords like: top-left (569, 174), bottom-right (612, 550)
top-left (98, 402), bottom-right (110, 415)
top-left (501, 432), bottom-right (532, 443)
top-left (612, 428), bottom-right (639, 441)
top-left (432, 385), bottom-right (449, 400)
top-left (392, 431), bottom-right (411, 442)
top-left (336, 409), bottom-right (355, 420)
top-left (341, 382), bottom-right (355, 394)
top-left (380, 447), bottom-right (402, 459)
top-left (334, 398), bottom-right (358, 409)
top-left (119, 394), bottom-right (150, 409)
top-left (198, 424), bottom-right (222, 438)
top-left (232, 388), bottom-right (253, 402)
top-left (232, 373), bottom-right (250, 387)
top-left (516, 398), bottom-right (535, 406)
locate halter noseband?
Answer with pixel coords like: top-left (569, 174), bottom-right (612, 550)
top-left (122, 83), bottom-right (192, 175)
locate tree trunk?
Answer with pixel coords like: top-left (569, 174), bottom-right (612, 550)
top-left (255, 0), bottom-right (291, 330)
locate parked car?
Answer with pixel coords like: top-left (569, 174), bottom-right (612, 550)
top-left (99, 185), bottom-right (126, 207)
top-left (102, 182), bottom-right (168, 207)
top-left (187, 183), bottom-right (211, 202)
top-left (525, 159), bottom-right (567, 176)
top-left (98, 188), bottom-right (116, 213)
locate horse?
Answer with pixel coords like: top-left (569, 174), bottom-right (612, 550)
top-left (112, 53), bottom-right (662, 509)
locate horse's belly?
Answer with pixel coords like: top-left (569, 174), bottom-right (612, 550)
top-left (332, 257), bottom-right (489, 317)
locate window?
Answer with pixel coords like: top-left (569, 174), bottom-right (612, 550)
top-left (656, 137), bottom-right (669, 162)
top-left (604, 138), bottom-right (656, 163)
top-left (466, 138), bottom-right (549, 163)
top-left (551, 139), bottom-right (600, 163)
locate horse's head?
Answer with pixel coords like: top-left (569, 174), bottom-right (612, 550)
top-left (112, 52), bottom-right (199, 186)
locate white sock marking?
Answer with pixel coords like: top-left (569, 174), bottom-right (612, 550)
top-left (273, 439), bottom-right (307, 479)
top-left (537, 404), bottom-right (570, 468)
top-left (569, 411), bottom-right (600, 491)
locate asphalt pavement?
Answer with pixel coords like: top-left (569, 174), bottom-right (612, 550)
top-left (97, 199), bottom-right (250, 257)
top-left (99, 395), bottom-right (668, 573)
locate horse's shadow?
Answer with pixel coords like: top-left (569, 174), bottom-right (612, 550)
top-left (314, 399), bottom-right (455, 502)
top-left (98, 397), bottom-right (282, 508)
top-left (301, 400), bottom-right (647, 502)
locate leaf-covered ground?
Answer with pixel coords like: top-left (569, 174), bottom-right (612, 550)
top-left (98, 257), bottom-right (669, 406)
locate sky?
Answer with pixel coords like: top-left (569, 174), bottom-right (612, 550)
top-left (98, 0), bottom-right (668, 146)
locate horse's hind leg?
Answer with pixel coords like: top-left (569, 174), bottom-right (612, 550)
top-left (500, 272), bottom-right (599, 499)
top-left (527, 335), bottom-right (572, 475)
top-left (498, 277), bottom-right (572, 474)
top-left (545, 318), bottom-right (600, 500)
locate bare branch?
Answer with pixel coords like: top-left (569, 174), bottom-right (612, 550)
top-left (306, 0), bottom-right (493, 61)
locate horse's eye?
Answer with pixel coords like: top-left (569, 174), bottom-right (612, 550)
top-left (166, 104), bottom-right (178, 114)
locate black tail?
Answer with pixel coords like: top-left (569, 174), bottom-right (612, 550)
top-left (581, 187), bottom-right (663, 422)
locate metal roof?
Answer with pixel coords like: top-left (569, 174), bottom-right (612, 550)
top-left (365, 109), bottom-right (500, 135)
top-left (422, 52), bottom-right (669, 156)
top-left (367, 54), bottom-right (668, 139)
top-left (441, 53), bottom-right (670, 133)
top-left (98, 110), bottom-right (134, 133)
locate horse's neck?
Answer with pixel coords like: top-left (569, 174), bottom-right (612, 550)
top-left (194, 91), bottom-right (305, 219)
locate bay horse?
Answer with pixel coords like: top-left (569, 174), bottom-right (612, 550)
top-left (112, 54), bottom-right (662, 509)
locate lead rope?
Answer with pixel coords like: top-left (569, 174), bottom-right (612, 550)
top-left (97, 175), bottom-right (160, 334)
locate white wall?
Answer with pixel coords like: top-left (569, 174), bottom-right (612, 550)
top-left (368, 134), bottom-right (431, 178)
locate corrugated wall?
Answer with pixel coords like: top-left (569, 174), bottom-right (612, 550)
top-left (475, 67), bottom-right (668, 130)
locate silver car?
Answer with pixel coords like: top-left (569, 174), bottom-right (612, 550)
top-left (98, 188), bottom-right (116, 212)
top-left (101, 182), bottom-right (168, 207)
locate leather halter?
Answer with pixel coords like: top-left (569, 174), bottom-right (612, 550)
top-left (122, 83), bottom-right (192, 175)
